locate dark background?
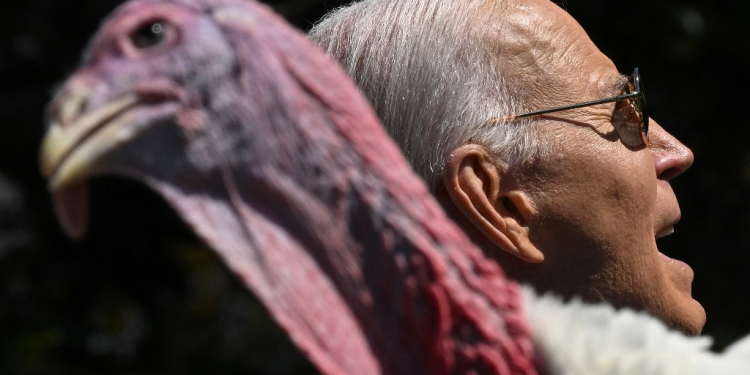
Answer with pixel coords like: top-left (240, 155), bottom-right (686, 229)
top-left (0, 0), bottom-right (747, 374)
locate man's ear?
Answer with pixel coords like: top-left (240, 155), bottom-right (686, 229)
top-left (443, 144), bottom-right (544, 263)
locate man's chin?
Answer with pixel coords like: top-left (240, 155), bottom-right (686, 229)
top-left (659, 252), bottom-right (706, 335)
top-left (669, 297), bottom-right (706, 335)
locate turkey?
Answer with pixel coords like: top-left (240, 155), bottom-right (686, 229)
top-left (38, 0), bottom-right (750, 374)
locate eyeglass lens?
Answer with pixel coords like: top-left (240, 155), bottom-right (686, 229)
top-left (613, 68), bottom-right (649, 147)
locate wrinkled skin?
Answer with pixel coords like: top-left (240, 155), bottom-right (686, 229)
top-left (459, 0), bottom-right (705, 334)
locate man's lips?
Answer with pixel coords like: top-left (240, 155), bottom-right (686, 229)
top-left (655, 212), bottom-right (695, 295)
top-left (659, 252), bottom-right (694, 293)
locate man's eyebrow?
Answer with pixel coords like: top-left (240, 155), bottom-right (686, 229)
top-left (605, 74), bottom-right (630, 96)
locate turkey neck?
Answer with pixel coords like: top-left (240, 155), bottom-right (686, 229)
top-left (145, 2), bottom-right (537, 374)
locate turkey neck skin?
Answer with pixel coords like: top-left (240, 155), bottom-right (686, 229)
top-left (149, 3), bottom-right (535, 374)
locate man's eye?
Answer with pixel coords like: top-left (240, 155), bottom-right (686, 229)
top-left (131, 21), bottom-right (168, 50)
top-left (612, 101), bottom-right (644, 147)
top-left (613, 100), bottom-right (641, 123)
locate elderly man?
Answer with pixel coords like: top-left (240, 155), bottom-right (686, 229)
top-left (309, 0), bottom-right (705, 335)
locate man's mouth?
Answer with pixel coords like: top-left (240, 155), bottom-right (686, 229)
top-left (655, 212), bottom-right (681, 240)
top-left (654, 213), bottom-right (695, 293)
top-left (656, 226), bottom-right (675, 239)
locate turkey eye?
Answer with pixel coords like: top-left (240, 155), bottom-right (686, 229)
top-left (131, 21), bottom-right (168, 49)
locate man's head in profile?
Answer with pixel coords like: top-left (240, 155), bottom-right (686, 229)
top-left (310, 0), bottom-right (706, 335)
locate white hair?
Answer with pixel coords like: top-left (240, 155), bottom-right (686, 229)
top-left (309, 0), bottom-right (549, 192)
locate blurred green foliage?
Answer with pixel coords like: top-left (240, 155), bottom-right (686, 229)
top-left (1, 0), bottom-right (749, 374)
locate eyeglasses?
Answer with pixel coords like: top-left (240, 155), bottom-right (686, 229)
top-left (484, 68), bottom-right (649, 147)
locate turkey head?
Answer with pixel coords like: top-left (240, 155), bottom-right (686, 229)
top-left (39, 1), bottom-right (537, 374)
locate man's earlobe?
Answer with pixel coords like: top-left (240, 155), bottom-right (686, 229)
top-left (443, 144), bottom-right (544, 263)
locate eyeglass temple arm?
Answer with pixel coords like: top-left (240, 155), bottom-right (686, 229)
top-left (488, 91), bottom-right (643, 123)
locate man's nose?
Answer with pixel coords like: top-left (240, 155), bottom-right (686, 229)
top-left (648, 119), bottom-right (694, 181)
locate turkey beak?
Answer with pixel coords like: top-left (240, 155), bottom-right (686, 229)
top-left (40, 94), bottom-right (140, 186)
top-left (39, 93), bottom-right (140, 239)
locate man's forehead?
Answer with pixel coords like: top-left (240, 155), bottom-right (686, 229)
top-left (483, 0), bottom-right (620, 103)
